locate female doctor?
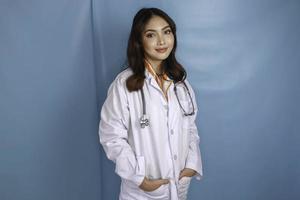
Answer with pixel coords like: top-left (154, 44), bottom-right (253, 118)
top-left (99, 8), bottom-right (203, 200)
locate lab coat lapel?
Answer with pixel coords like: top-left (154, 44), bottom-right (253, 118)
top-left (145, 70), bottom-right (167, 103)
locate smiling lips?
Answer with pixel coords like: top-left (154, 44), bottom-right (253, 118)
top-left (155, 47), bottom-right (168, 53)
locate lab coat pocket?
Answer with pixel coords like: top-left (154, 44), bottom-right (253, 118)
top-left (144, 183), bottom-right (169, 199)
top-left (178, 177), bottom-right (192, 200)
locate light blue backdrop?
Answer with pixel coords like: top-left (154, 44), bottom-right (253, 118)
top-left (0, 0), bottom-right (299, 200)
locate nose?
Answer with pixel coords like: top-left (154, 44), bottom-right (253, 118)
top-left (157, 34), bottom-right (165, 45)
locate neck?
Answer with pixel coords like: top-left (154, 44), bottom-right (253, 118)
top-left (145, 59), bottom-right (163, 75)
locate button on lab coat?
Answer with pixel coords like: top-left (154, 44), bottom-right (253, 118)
top-left (99, 68), bottom-right (203, 200)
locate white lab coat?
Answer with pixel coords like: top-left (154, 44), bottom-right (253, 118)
top-left (99, 68), bottom-right (203, 200)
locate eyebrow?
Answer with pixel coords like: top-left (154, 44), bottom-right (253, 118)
top-left (144, 25), bottom-right (171, 33)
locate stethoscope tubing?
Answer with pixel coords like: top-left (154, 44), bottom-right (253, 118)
top-left (139, 81), bottom-right (194, 128)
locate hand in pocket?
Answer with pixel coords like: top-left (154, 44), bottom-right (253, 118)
top-left (179, 168), bottom-right (197, 180)
top-left (139, 177), bottom-right (169, 192)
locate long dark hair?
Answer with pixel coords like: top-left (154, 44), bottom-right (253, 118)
top-left (126, 8), bottom-right (186, 92)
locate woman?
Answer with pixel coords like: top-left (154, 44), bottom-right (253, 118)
top-left (99, 8), bottom-right (203, 200)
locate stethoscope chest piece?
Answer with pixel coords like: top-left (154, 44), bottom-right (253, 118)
top-left (140, 114), bottom-right (149, 128)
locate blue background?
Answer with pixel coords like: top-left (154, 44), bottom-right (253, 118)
top-left (1, 0), bottom-right (299, 199)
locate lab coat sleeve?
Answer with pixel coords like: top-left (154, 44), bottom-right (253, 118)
top-left (184, 81), bottom-right (203, 180)
top-left (99, 77), bottom-right (145, 186)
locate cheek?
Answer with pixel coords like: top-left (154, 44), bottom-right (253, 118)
top-left (143, 45), bottom-right (152, 56)
top-left (143, 40), bottom-right (156, 52)
top-left (167, 36), bottom-right (175, 47)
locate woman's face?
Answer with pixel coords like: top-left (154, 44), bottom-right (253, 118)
top-left (142, 16), bottom-right (174, 68)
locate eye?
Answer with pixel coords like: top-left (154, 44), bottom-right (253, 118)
top-left (164, 29), bottom-right (172, 34)
top-left (145, 33), bottom-right (155, 38)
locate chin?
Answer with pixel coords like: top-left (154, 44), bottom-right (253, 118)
top-left (154, 53), bottom-right (171, 61)
top-left (146, 52), bottom-right (171, 63)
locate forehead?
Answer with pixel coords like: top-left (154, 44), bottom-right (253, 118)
top-left (144, 16), bottom-right (170, 31)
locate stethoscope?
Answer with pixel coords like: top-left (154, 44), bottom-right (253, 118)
top-left (140, 81), bottom-right (195, 128)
